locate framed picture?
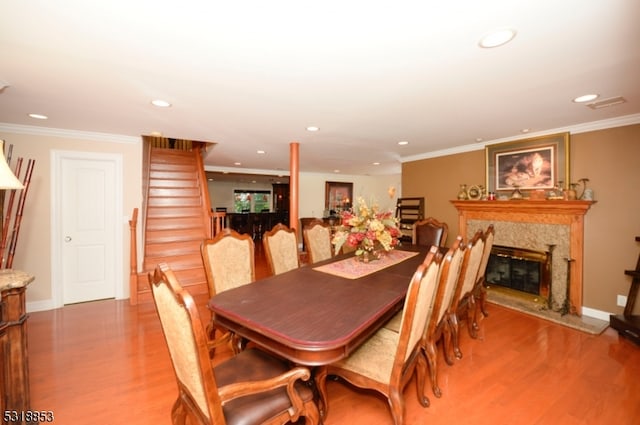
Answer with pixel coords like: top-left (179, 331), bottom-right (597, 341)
top-left (485, 132), bottom-right (570, 193)
top-left (325, 181), bottom-right (353, 213)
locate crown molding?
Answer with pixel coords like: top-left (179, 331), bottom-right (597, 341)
top-left (401, 113), bottom-right (640, 163)
top-left (0, 123), bottom-right (140, 144)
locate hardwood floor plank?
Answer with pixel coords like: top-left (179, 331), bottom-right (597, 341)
top-left (26, 252), bottom-right (640, 424)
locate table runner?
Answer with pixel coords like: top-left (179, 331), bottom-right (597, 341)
top-left (313, 249), bottom-right (419, 279)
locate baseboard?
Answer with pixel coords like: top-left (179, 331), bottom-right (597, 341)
top-left (27, 299), bottom-right (57, 313)
top-left (581, 306), bottom-right (612, 322)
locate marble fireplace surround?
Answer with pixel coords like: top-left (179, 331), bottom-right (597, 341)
top-left (452, 200), bottom-right (595, 316)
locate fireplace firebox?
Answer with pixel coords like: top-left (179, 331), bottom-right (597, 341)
top-left (486, 245), bottom-right (552, 299)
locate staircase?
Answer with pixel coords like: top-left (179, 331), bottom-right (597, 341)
top-left (130, 140), bottom-right (212, 304)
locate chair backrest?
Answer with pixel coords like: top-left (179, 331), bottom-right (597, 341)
top-left (201, 229), bottom-right (255, 298)
top-left (412, 217), bottom-right (448, 248)
top-left (303, 219), bottom-right (333, 264)
top-left (458, 230), bottom-right (486, 298)
top-left (431, 236), bottom-right (466, 327)
top-left (395, 245), bottom-right (443, 365)
top-left (476, 224), bottom-right (495, 283)
top-left (263, 223), bottom-right (299, 275)
top-left (150, 263), bottom-right (224, 424)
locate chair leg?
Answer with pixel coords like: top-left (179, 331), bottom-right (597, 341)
top-left (314, 366), bottom-right (330, 420)
top-left (448, 312), bottom-right (463, 359)
top-left (442, 322), bottom-right (455, 366)
top-left (387, 387), bottom-right (405, 425)
top-left (467, 297), bottom-right (479, 339)
top-left (423, 341), bottom-right (442, 398)
top-left (414, 352), bottom-right (430, 408)
top-left (171, 397), bottom-right (187, 425)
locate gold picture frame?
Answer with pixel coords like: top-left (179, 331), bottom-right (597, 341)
top-left (485, 132), bottom-right (570, 193)
top-left (325, 181), bottom-right (353, 213)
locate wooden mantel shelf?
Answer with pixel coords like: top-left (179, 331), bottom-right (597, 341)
top-left (451, 200), bottom-right (595, 217)
top-left (452, 199), bottom-right (596, 315)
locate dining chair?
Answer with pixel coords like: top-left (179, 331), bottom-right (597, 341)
top-left (316, 245), bottom-right (442, 425)
top-left (447, 230), bottom-right (484, 360)
top-left (470, 224), bottom-right (495, 337)
top-left (302, 219), bottom-right (333, 264)
top-left (449, 230), bottom-right (485, 342)
top-left (149, 263), bottom-right (320, 425)
top-left (421, 236), bottom-right (465, 398)
top-left (262, 223), bottom-right (300, 275)
top-left (201, 229), bottom-right (255, 354)
top-left (412, 217), bottom-right (448, 248)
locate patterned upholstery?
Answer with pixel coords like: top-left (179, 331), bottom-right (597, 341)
top-left (470, 225), bottom-right (495, 336)
top-left (317, 246), bottom-right (443, 425)
top-left (201, 229), bottom-right (255, 355)
top-left (150, 263), bottom-right (320, 425)
top-left (263, 223), bottom-right (299, 275)
top-left (303, 219), bottom-right (333, 264)
top-left (449, 230), bottom-right (485, 359)
top-left (201, 229), bottom-right (254, 297)
top-left (422, 237), bottom-right (465, 398)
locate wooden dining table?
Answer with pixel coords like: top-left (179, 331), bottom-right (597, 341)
top-left (207, 245), bottom-right (430, 367)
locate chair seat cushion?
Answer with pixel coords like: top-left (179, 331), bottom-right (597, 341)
top-left (383, 310), bottom-right (403, 333)
top-left (215, 348), bottom-right (314, 425)
top-left (333, 327), bottom-right (398, 384)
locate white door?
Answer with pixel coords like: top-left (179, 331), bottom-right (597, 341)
top-left (54, 153), bottom-right (122, 305)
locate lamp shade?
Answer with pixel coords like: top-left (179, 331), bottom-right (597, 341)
top-left (0, 140), bottom-right (24, 189)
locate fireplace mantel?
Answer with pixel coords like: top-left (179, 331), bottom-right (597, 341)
top-left (452, 200), bottom-right (596, 315)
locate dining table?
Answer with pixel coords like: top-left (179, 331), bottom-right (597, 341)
top-left (208, 244), bottom-right (432, 418)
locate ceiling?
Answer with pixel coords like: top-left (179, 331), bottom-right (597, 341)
top-left (2, 1), bottom-right (639, 178)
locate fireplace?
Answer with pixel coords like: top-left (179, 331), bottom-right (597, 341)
top-left (486, 245), bottom-right (552, 298)
top-left (452, 200), bottom-right (595, 316)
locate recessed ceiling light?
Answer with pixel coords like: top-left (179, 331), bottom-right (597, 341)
top-left (28, 113), bottom-right (48, 120)
top-left (573, 94), bottom-right (599, 103)
top-left (234, 162), bottom-right (242, 166)
top-left (151, 99), bottom-right (171, 108)
top-left (333, 169), bottom-right (340, 173)
top-left (398, 141), bottom-right (409, 146)
top-left (521, 128), bottom-right (530, 133)
top-left (479, 29), bottom-right (517, 48)
top-left (476, 138), bottom-right (483, 142)
top-left (373, 162), bottom-right (380, 165)
top-left (306, 126), bottom-right (319, 132)
top-left (257, 150), bottom-right (265, 154)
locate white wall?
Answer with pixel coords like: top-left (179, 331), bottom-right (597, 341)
top-left (298, 172), bottom-right (402, 219)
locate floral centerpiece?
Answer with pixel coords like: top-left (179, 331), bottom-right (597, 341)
top-left (332, 196), bottom-right (401, 262)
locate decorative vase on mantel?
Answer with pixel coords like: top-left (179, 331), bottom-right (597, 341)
top-left (457, 184), bottom-right (468, 200)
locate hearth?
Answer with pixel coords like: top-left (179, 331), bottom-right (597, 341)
top-left (486, 245), bottom-right (552, 299)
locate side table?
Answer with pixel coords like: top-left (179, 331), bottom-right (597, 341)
top-left (0, 270), bottom-right (35, 423)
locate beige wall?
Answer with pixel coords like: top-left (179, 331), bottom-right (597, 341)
top-left (402, 124), bottom-right (640, 316)
top-left (0, 130), bottom-right (142, 308)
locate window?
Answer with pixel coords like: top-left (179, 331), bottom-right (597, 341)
top-left (233, 190), bottom-right (271, 213)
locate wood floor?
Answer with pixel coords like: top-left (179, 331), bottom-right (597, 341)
top-left (27, 243), bottom-right (640, 424)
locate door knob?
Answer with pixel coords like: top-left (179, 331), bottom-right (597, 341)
top-left (65, 236), bottom-right (72, 242)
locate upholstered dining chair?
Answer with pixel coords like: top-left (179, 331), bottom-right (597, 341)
top-left (302, 219), bottom-right (333, 264)
top-left (470, 224), bottom-right (495, 336)
top-left (421, 236), bottom-right (465, 398)
top-left (262, 223), bottom-right (300, 275)
top-left (201, 229), bottom-right (255, 354)
top-left (149, 263), bottom-right (320, 425)
top-left (447, 230), bottom-right (484, 360)
top-left (412, 217), bottom-right (448, 248)
top-left (316, 245), bottom-right (442, 425)
top-left (449, 230), bottom-right (485, 342)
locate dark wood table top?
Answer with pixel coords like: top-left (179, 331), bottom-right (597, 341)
top-left (208, 245), bottom-right (429, 366)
